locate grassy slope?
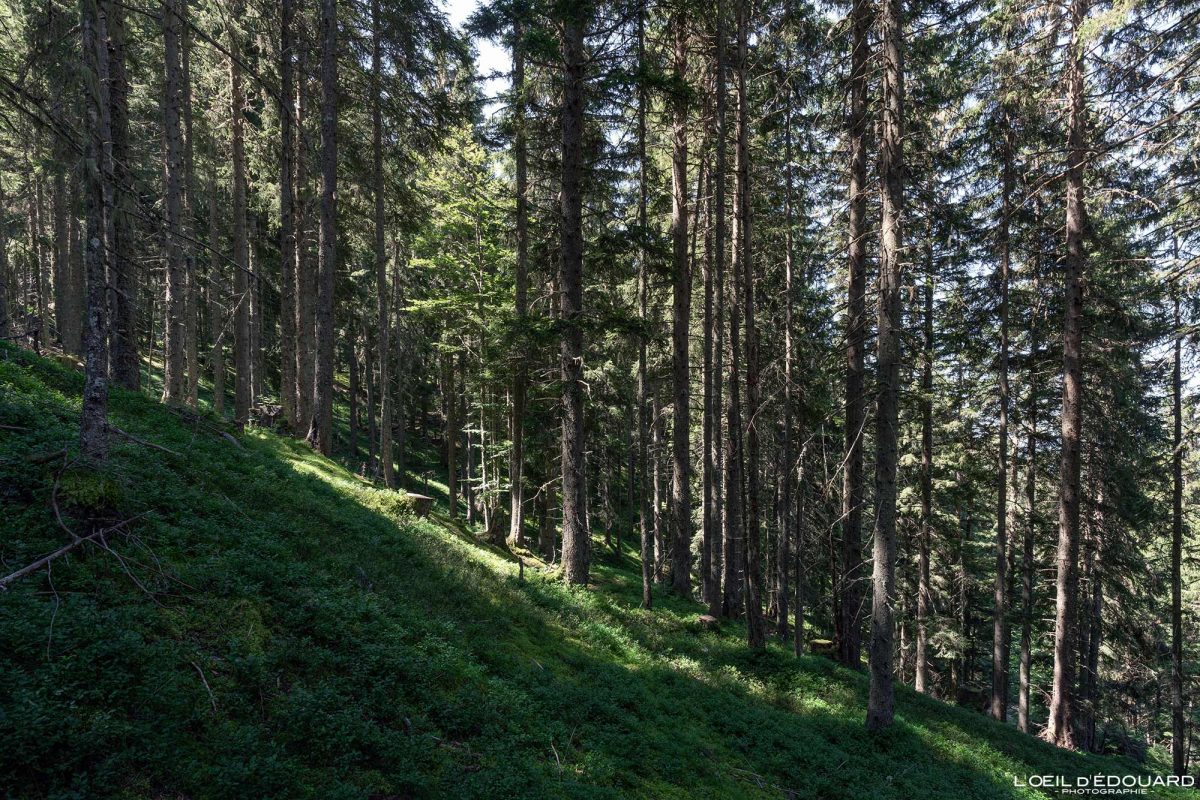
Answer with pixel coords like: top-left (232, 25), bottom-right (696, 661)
top-left (0, 344), bottom-right (1192, 800)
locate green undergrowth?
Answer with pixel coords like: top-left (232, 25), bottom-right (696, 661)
top-left (0, 343), bottom-right (1192, 800)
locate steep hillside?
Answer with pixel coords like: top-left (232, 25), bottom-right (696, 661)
top-left (0, 345), bottom-right (1190, 800)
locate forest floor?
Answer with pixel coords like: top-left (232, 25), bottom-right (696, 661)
top-left (0, 342), bottom-right (1193, 800)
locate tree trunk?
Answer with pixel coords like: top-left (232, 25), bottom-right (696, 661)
top-left (107, 0), bottom-right (138, 391)
top-left (710, 0), bottom-right (728, 619)
top-left (348, 333), bottom-right (360, 458)
top-left (182, 13), bottom-right (199, 408)
top-left (722, 322), bottom-right (744, 622)
top-left (28, 171), bottom-right (46, 354)
top-left (636, 0), bottom-right (652, 609)
top-left (207, 171), bottom-right (225, 415)
top-left (794, 448), bottom-right (807, 654)
top-left (443, 353), bottom-right (458, 518)
top-left (669, 3), bottom-right (692, 597)
top-left (778, 69), bottom-right (798, 644)
top-left (653, 390), bottom-right (666, 579)
top-left (34, 171), bottom-right (49, 353)
top-left (295, 42), bottom-right (315, 434)
top-left (507, 14), bottom-right (529, 542)
top-left (250, 214), bottom-right (263, 408)
top-left (365, 324), bottom-right (377, 472)
top-left (866, 0), bottom-right (903, 732)
top-left (992, 118), bottom-right (1014, 722)
top-left (67, 178), bottom-right (82, 355)
top-left (279, 0), bottom-right (297, 430)
top-left (0, 178), bottom-right (10, 340)
top-left (1019, 336), bottom-right (1037, 731)
top-left (916, 254), bottom-right (934, 694)
top-left (701, 162), bottom-right (717, 612)
top-left (1046, 0), bottom-right (1088, 750)
top-left (1172, 291), bottom-right (1185, 774)
top-left (306, 0), bottom-right (337, 455)
top-left (538, 479), bottom-right (555, 561)
top-left (461, 351), bottom-right (474, 525)
top-left (51, 161), bottom-right (68, 350)
top-left (80, 0), bottom-right (114, 464)
top-left (391, 245), bottom-right (407, 480)
top-left (839, 0), bottom-right (871, 670)
top-left (1083, 520), bottom-right (1102, 752)
top-left (369, 0), bottom-right (393, 485)
top-left (557, 7), bottom-right (589, 586)
top-left (162, 0), bottom-right (187, 404)
top-left (733, 0), bottom-right (763, 648)
top-left (229, 29), bottom-right (251, 428)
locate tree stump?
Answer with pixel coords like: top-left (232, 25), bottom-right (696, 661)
top-left (810, 639), bottom-right (836, 659)
top-left (955, 684), bottom-right (990, 712)
top-left (404, 493), bottom-right (433, 518)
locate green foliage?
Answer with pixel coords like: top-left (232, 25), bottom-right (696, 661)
top-left (57, 466), bottom-right (124, 516)
top-left (0, 345), bottom-right (1189, 799)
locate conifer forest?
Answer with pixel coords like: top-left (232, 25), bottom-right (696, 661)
top-left (0, 0), bottom-right (1199, 796)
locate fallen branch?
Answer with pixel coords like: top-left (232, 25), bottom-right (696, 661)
top-left (26, 447), bottom-right (68, 465)
top-left (163, 404), bottom-right (243, 449)
top-left (0, 527), bottom-right (107, 591)
top-left (190, 660), bottom-right (219, 713)
top-left (108, 425), bottom-right (182, 457)
top-left (0, 516), bottom-right (139, 592)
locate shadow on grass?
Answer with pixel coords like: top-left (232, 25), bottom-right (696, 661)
top-left (0, 343), bottom-right (1184, 800)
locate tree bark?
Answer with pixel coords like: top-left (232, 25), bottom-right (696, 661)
top-left (349, 332), bottom-right (360, 458)
top-left (443, 353), bottom-right (458, 518)
top-left (1046, 0), bottom-right (1088, 751)
top-left (207, 170), bottom-right (225, 415)
top-left (557, 5), bottom-right (589, 586)
top-left (307, 0), bottom-right (338, 455)
top-left (916, 253), bottom-right (933, 694)
top-left (182, 13), bottom-right (199, 408)
top-left (1019, 226), bottom-right (1044, 733)
top-left (669, 3), bottom-right (692, 597)
top-left (1172, 291), bottom-right (1185, 774)
top-left (370, 0), bottom-right (393, 485)
top-left (653, 390), bottom-right (666, 578)
top-left (28, 171), bottom-right (46, 354)
top-left (107, 0), bottom-right (138, 391)
top-left (839, 0), bottom-right (871, 670)
top-left (162, 0), bottom-right (187, 404)
top-left (295, 42), bottom-right (315, 435)
top-left (992, 118), bottom-right (1014, 722)
top-left (460, 351), bottom-right (473, 525)
top-left (711, 0), bottom-right (729, 620)
top-left (80, 0), bottom-right (114, 464)
top-left (249, 213), bottom-right (263, 409)
top-left (507, 15), bottom-right (529, 541)
top-left (866, 0), bottom-right (904, 733)
top-left (279, 0), bottom-right (298, 430)
top-left (734, 0), bottom-right (764, 648)
top-left (778, 67), bottom-right (797, 644)
top-left (34, 170), bottom-right (49, 353)
top-left (229, 25), bottom-right (251, 428)
top-left (1019, 350), bottom-right (1037, 733)
top-left (0, 178), bottom-right (9, 341)
top-left (52, 160), bottom-right (68, 350)
top-left (701, 27), bottom-right (718, 615)
top-left (636, 0), bottom-right (652, 608)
